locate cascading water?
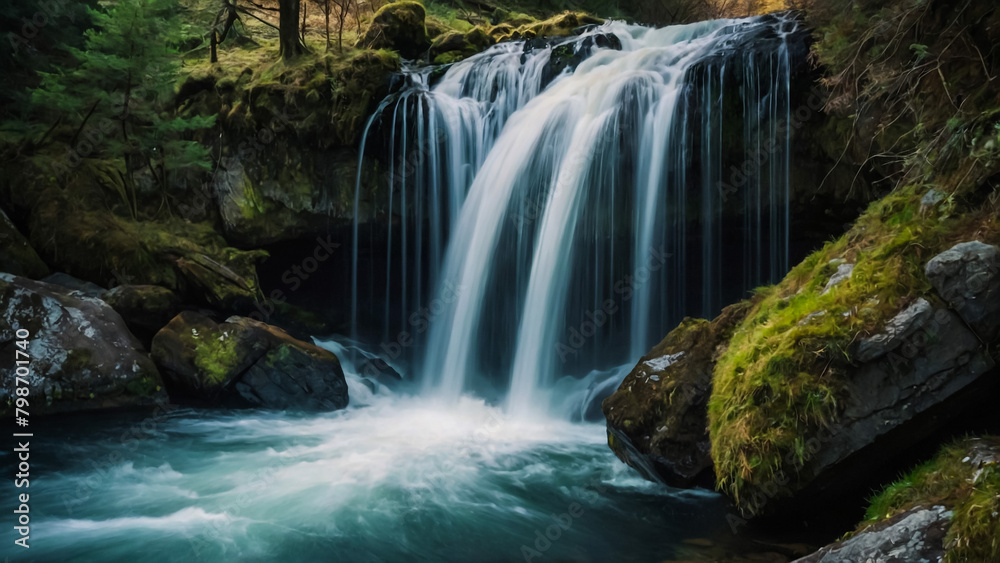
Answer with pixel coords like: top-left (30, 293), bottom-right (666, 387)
top-left (352, 14), bottom-right (805, 418)
top-left (7, 15), bottom-right (820, 563)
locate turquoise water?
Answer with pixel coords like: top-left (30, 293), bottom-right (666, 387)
top-left (3, 393), bottom-right (741, 562)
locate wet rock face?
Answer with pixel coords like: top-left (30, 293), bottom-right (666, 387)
top-left (925, 240), bottom-right (1000, 341)
top-left (151, 311), bottom-right (348, 411)
top-left (793, 505), bottom-right (951, 563)
top-left (602, 301), bottom-right (752, 488)
top-left (41, 273), bottom-right (106, 299)
top-left (799, 298), bottom-right (994, 501)
top-left (0, 274), bottom-right (165, 415)
top-left (356, 1), bottom-right (431, 59)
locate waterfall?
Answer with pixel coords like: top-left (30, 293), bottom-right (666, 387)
top-left (351, 14), bottom-right (805, 416)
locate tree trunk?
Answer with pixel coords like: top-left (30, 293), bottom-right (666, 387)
top-left (324, 0), bottom-right (331, 52)
top-left (337, 2), bottom-right (346, 52)
top-left (300, 0), bottom-right (307, 43)
top-left (278, 0), bottom-right (306, 59)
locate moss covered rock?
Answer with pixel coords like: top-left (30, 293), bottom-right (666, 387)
top-left (429, 27), bottom-right (498, 64)
top-left (0, 274), bottom-right (165, 415)
top-left (603, 301), bottom-right (753, 488)
top-left (151, 311), bottom-right (348, 411)
top-left (0, 208), bottom-right (48, 279)
top-left (797, 437), bottom-right (1000, 563)
top-left (175, 49), bottom-right (397, 246)
top-left (356, 1), bottom-right (431, 59)
top-left (707, 180), bottom-right (1000, 516)
top-left (21, 165), bottom-right (266, 313)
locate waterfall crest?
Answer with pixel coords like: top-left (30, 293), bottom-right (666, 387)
top-left (352, 14), bottom-right (805, 416)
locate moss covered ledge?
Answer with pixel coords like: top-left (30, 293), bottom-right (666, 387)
top-left (707, 175), bottom-right (1000, 515)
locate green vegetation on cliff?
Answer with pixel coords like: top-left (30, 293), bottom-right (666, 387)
top-left (707, 0), bottom-right (1000, 515)
top-left (863, 437), bottom-right (1000, 562)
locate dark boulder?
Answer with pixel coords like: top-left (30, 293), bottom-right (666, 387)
top-left (356, 1), bottom-right (430, 59)
top-left (151, 311), bottom-right (348, 411)
top-left (0, 274), bottom-right (165, 415)
top-left (925, 240), bottom-right (1000, 341)
top-left (602, 301), bottom-right (753, 488)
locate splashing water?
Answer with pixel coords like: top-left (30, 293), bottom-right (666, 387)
top-left (352, 15), bottom-right (804, 417)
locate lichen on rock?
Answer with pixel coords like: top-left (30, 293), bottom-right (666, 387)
top-left (0, 274), bottom-right (165, 415)
top-left (151, 311), bottom-right (348, 411)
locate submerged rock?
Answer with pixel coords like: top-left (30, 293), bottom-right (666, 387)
top-left (0, 274), bottom-right (165, 415)
top-left (356, 1), bottom-right (431, 59)
top-left (151, 311), bottom-right (348, 411)
top-left (0, 209), bottom-right (48, 279)
top-left (602, 301), bottom-right (753, 488)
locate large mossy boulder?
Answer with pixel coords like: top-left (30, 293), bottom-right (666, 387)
top-left (602, 301), bottom-right (753, 488)
top-left (705, 186), bottom-right (1000, 517)
top-left (0, 274), bottom-right (165, 415)
top-left (356, 1), bottom-right (430, 59)
top-left (0, 209), bottom-right (48, 279)
top-left (795, 436), bottom-right (1000, 563)
top-left (151, 311), bottom-right (348, 411)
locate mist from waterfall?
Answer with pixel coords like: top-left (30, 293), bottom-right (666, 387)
top-left (352, 15), bottom-right (802, 418)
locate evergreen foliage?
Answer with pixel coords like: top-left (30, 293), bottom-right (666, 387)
top-left (28, 0), bottom-right (215, 197)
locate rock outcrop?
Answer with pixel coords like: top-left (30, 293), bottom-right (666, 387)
top-left (798, 297), bottom-right (994, 501)
top-left (602, 301), bottom-right (753, 488)
top-left (0, 274), bottom-right (165, 415)
top-left (151, 311), bottom-right (348, 411)
top-left (925, 240), bottom-right (1000, 342)
top-left (793, 506), bottom-right (952, 563)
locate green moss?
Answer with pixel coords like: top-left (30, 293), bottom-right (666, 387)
top-left (862, 437), bottom-right (1000, 562)
top-left (192, 331), bottom-right (241, 385)
top-left (517, 11), bottom-right (602, 39)
top-left (708, 181), bottom-right (1000, 513)
top-left (330, 49), bottom-right (402, 145)
top-left (125, 375), bottom-right (159, 398)
top-left (433, 51), bottom-right (466, 65)
top-left (264, 344), bottom-right (292, 368)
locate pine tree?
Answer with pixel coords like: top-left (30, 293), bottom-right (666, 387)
top-left (30, 0), bottom-right (215, 211)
